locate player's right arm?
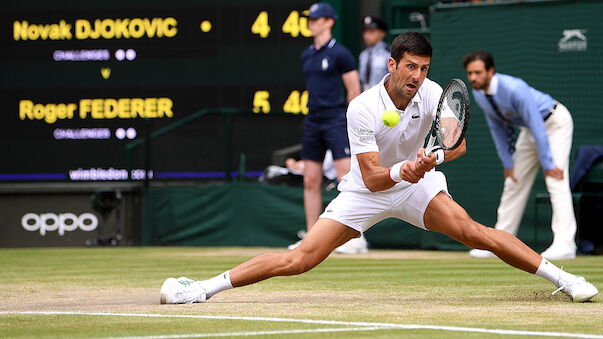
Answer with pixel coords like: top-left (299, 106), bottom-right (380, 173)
top-left (357, 152), bottom-right (428, 192)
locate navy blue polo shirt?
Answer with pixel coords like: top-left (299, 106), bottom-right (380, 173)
top-left (301, 38), bottom-right (357, 117)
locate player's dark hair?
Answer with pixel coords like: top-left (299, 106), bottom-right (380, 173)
top-left (462, 51), bottom-right (495, 70)
top-left (390, 32), bottom-right (432, 63)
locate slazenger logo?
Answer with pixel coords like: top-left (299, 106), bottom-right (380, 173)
top-left (21, 213), bottom-right (98, 236)
top-left (558, 29), bottom-right (587, 52)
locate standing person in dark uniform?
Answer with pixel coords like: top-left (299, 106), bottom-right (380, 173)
top-left (358, 16), bottom-right (390, 92)
top-left (288, 2), bottom-right (366, 254)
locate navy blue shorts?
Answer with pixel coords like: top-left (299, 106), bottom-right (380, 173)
top-left (301, 110), bottom-right (350, 162)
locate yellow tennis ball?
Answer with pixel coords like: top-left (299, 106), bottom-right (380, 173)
top-left (382, 110), bottom-right (400, 127)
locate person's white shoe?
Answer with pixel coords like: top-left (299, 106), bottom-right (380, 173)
top-left (553, 274), bottom-right (599, 302)
top-left (541, 245), bottom-right (576, 260)
top-left (469, 249), bottom-right (497, 258)
top-left (287, 230), bottom-right (307, 250)
top-left (335, 235), bottom-right (369, 254)
top-left (160, 277), bottom-right (207, 304)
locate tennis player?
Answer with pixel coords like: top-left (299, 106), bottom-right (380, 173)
top-left (161, 33), bottom-right (598, 304)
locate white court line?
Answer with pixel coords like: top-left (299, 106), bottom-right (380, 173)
top-left (1, 311), bottom-right (602, 339)
top-left (96, 327), bottom-right (390, 339)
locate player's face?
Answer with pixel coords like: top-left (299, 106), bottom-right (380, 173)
top-left (362, 28), bottom-right (385, 47)
top-left (465, 59), bottom-right (494, 90)
top-left (387, 52), bottom-right (430, 100)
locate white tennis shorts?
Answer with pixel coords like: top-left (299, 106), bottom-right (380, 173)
top-left (320, 170), bottom-right (449, 232)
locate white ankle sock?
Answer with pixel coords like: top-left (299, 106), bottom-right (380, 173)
top-left (200, 270), bottom-right (233, 299)
top-left (535, 258), bottom-right (572, 288)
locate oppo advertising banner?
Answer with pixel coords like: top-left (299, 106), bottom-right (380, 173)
top-left (0, 188), bottom-right (139, 247)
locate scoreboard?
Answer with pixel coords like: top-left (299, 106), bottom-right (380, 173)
top-left (1, 0), bottom-right (324, 182)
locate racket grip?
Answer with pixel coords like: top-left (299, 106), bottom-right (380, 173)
top-left (429, 146), bottom-right (446, 165)
top-left (426, 146), bottom-right (445, 165)
top-left (424, 134), bottom-right (436, 156)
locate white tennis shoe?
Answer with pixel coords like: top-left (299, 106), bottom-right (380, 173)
top-left (335, 235), bottom-right (369, 254)
top-left (160, 277), bottom-right (207, 304)
top-left (553, 274), bottom-right (599, 302)
top-left (287, 230), bottom-right (307, 250)
top-left (468, 249), bottom-right (497, 258)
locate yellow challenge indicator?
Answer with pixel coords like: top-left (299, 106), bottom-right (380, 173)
top-left (101, 67), bottom-right (111, 79)
top-left (200, 20), bottom-right (212, 32)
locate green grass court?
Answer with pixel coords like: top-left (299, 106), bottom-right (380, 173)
top-left (0, 247), bottom-right (601, 338)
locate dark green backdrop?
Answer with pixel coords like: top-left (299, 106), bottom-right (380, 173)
top-left (142, 182), bottom-right (456, 250)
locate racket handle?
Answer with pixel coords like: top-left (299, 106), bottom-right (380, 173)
top-left (425, 146), bottom-right (445, 165)
top-left (424, 135), bottom-right (436, 156)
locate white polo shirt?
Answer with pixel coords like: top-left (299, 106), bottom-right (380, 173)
top-left (338, 74), bottom-right (443, 193)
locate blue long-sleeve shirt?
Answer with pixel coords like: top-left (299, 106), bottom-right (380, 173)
top-left (358, 40), bottom-right (390, 91)
top-left (472, 73), bottom-right (556, 171)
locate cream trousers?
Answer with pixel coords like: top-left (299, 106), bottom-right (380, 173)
top-left (494, 103), bottom-right (576, 250)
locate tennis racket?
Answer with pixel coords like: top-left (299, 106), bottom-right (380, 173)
top-left (424, 78), bottom-right (470, 156)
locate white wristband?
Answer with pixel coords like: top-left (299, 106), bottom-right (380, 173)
top-left (389, 161), bottom-right (406, 183)
top-left (434, 148), bottom-right (445, 165)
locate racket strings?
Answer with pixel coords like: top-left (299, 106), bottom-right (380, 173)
top-left (439, 83), bottom-right (467, 148)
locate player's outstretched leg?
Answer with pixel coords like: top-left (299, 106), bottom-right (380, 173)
top-left (425, 192), bottom-right (598, 302)
top-left (160, 219), bottom-right (359, 304)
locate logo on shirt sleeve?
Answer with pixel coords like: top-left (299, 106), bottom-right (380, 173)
top-left (358, 128), bottom-right (375, 143)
